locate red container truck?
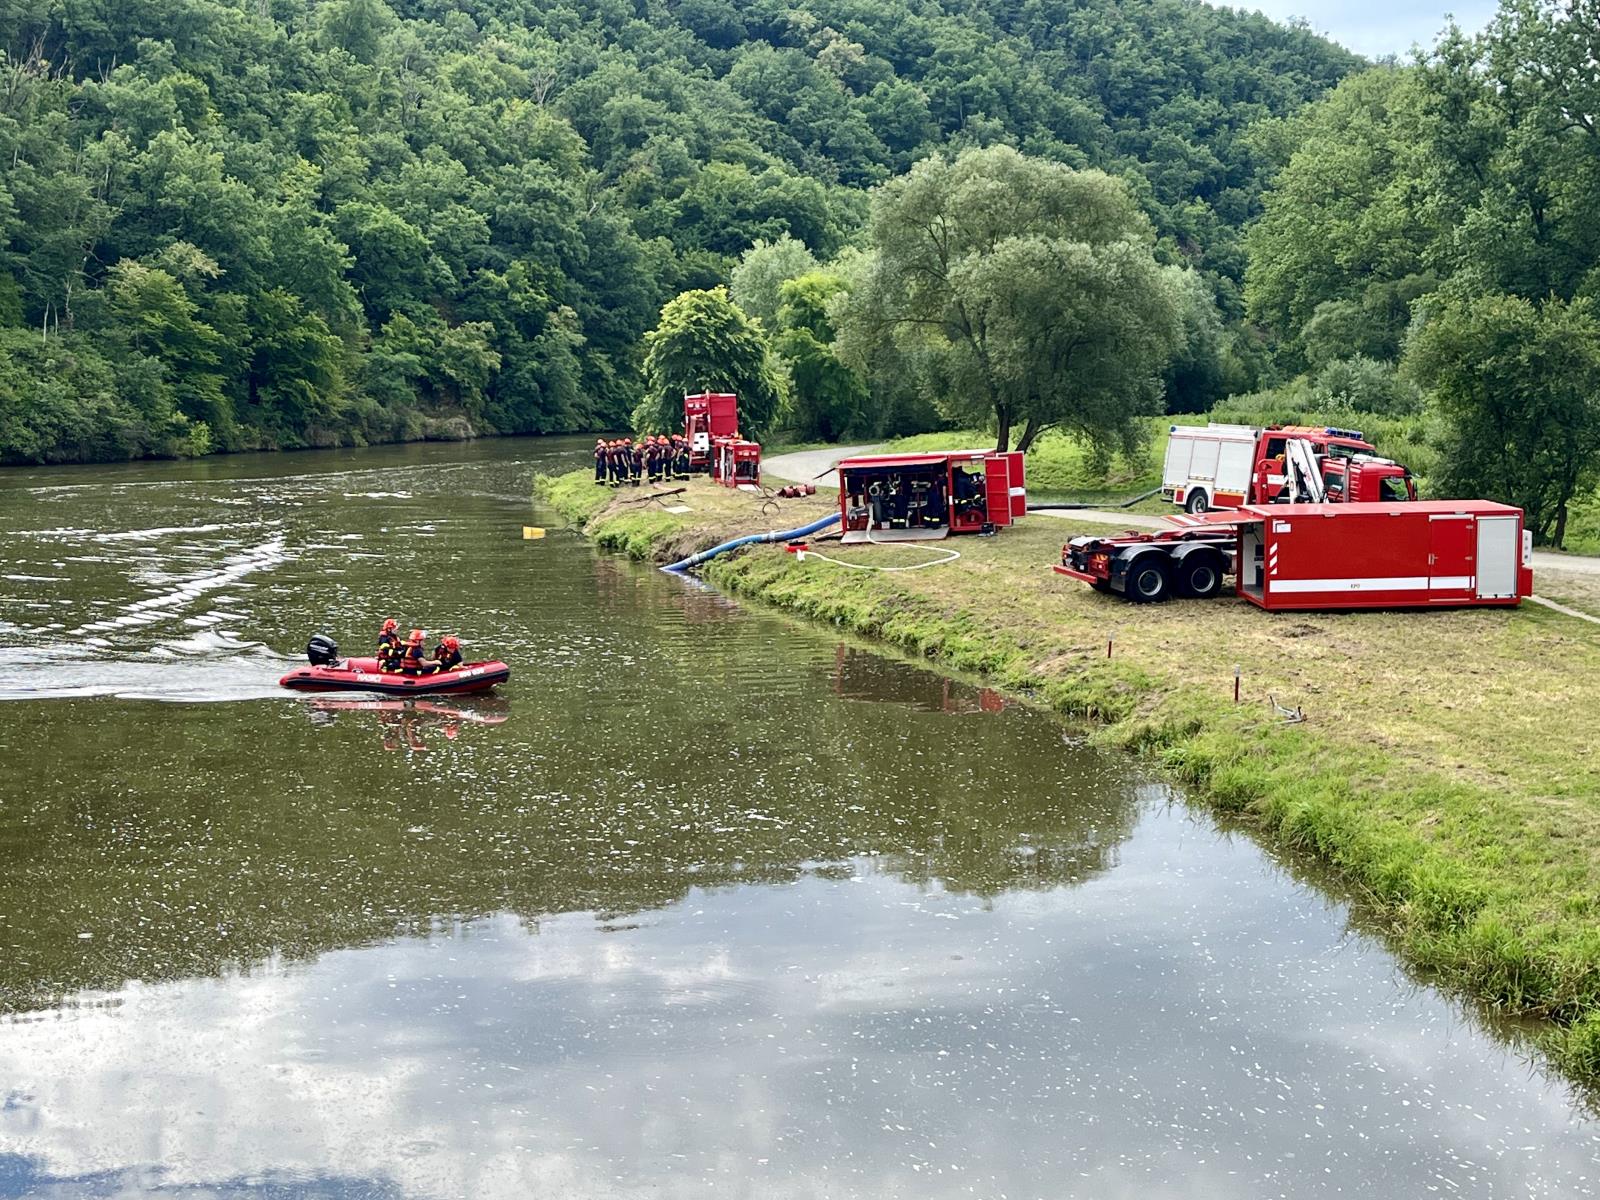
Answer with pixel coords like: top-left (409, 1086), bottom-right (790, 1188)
top-left (1056, 501), bottom-right (1532, 610)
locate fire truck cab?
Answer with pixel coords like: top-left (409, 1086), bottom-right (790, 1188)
top-left (1164, 423), bottom-right (1414, 514)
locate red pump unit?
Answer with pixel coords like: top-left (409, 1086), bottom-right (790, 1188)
top-left (711, 437), bottom-right (762, 488)
top-left (837, 450), bottom-right (1025, 543)
top-left (683, 392), bottom-right (740, 471)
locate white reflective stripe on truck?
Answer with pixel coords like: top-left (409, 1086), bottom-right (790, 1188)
top-left (1269, 576), bottom-right (1473, 593)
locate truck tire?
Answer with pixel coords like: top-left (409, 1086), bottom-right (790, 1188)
top-left (1185, 489), bottom-right (1210, 515)
top-left (1175, 551), bottom-right (1225, 599)
top-left (1124, 556), bottom-right (1172, 603)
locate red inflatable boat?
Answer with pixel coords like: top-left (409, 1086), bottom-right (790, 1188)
top-left (279, 656), bottom-right (510, 696)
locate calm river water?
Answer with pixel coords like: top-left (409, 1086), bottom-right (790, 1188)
top-left (0, 438), bottom-right (1595, 1198)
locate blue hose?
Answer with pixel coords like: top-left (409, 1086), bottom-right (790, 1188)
top-left (662, 512), bottom-right (841, 573)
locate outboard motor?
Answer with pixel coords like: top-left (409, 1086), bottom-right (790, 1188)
top-left (306, 633), bottom-right (340, 666)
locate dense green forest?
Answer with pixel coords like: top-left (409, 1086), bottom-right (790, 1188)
top-left (0, 0), bottom-right (1361, 462)
top-left (1234, 1), bottom-right (1600, 545)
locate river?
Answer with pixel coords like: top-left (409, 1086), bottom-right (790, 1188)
top-left (0, 437), bottom-right (1594, 1198)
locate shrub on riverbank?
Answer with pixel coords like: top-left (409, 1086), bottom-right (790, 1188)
top-left (536, 464), bottom-right (1600, 1088)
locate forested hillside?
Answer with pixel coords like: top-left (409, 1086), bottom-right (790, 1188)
top-left (0, 0), bottom-right (1359, 463)
top-left (1239, 3), bottom-right (1600, 546)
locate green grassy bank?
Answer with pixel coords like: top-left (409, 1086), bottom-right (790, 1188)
top-left (536, 468), bottom-right (1600, 1086)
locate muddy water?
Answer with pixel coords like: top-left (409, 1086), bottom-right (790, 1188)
top-left (0, 438), bottom-right (1595, 1198)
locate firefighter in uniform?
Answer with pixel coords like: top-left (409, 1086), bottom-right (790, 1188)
top-left (377, 618), bottom-right (403, 672)
top-left (594, 439), bottom-right (607, 484)
top-left (433, 634), bottom-right (463, 671)
top-left (401, 629), bottom-right (437, 675)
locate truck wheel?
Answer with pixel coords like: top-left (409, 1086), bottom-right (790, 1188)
top-left (1175, 552), bottom-right (1225, 599)
top-left (1185, 489), bottom-right (1210, 515)
top-left (1124, 557), bottom-right (1172, 603)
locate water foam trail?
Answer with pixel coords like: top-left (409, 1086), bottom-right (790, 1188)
top-left (72, 535), bottom-right (289, 636)
top-left (0, 644), bottom-right (292, 702)
top-left (91, 523), bottom-right (235, 543)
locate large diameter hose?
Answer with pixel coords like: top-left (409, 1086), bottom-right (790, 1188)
top-left (661, 512), bottom-right (841, 573)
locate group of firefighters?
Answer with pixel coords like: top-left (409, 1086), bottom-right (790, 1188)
top-left (375, 618), bottom-right (464, 675)
top-left (595, 436), bottom-right (692, 486)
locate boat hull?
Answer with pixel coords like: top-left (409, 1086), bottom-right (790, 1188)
top-left (279, 657), bottom-right (510, 696)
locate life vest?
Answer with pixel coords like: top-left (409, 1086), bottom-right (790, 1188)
top-left (434, 646), bottom-right (463, 671)
top-left (376, 633), bottom-right (402, 672)
top-left (401, 643), bottom-right (436, 675)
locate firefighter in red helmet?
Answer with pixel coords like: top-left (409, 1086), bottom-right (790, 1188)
top-left (433, 634), bottom-right (463, 672)
top-left (400, 628), bottom-right (436, 675)
top-left (376, 618), bottom-right (403, 672)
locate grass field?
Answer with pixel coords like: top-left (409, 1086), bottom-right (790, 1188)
top-left (537, 467), bottom-right (1600, 1086)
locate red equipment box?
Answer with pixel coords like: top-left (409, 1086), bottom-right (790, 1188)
top-left (711, 438), bottom-right (762, 488)
top-left (836, 450), bottom-right (1026, 543)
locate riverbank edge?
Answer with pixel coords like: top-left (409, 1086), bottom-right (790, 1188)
top-left (534, 469), bottom-right (1600, 1089)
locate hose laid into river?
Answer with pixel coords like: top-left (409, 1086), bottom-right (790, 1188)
top-left (661, 512), bottom-right (841, 573)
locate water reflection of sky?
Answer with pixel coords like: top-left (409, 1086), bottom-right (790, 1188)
top-left (3, 439), bottom-right (1597, 1197)
top-left (4, 799), bottom-right (1595, 1200)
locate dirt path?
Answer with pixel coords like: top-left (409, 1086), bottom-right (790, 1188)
top-left (762, 445), bottom-right (882, 488)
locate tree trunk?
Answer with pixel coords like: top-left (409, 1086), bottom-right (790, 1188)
top-left (994, 405), bottom-right (1011, 453)
top-left (1016, 416), bottom-right (1049, 453)
top-left (1553, 500), bottom-right (1568, 550)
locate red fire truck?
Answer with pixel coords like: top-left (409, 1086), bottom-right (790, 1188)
top-left (1163, 423), bottom-right (1415, 514)
top-left (837, 450), bottom-right (1025, 543)
top-left (684, 392), bottom-right (740, 471)
top-left (1055, 501), bottom-right (1533, 609)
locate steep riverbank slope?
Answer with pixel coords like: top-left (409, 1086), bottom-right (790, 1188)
top-left (536, 468), bottom-right (1600, 1084)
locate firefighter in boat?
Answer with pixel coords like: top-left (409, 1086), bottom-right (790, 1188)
top-left (400, 629), bottom-right (437, 675)
top-left (377, 618), bottom-right (403, 672)
top-left (433, 634), bottom-right (463, 672)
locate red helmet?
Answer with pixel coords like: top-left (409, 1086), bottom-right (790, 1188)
top-left (382, 618), bottom-right (397, 633)
top-left (441, 635), bottom-right (460, 651)
top-left (408, 629), bottom-right (425, 645)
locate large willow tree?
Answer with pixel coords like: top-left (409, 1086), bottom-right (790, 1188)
top-left (834, 146), bottom-right (1187, 453)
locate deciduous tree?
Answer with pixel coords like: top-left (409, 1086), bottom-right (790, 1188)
top-left (636, 287), bottom-right (786, 438)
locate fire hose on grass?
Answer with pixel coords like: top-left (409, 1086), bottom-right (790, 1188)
top-left (661, 513), bottom-right (842, 573)
top-left (794, 527), bottom-right (961, 572)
